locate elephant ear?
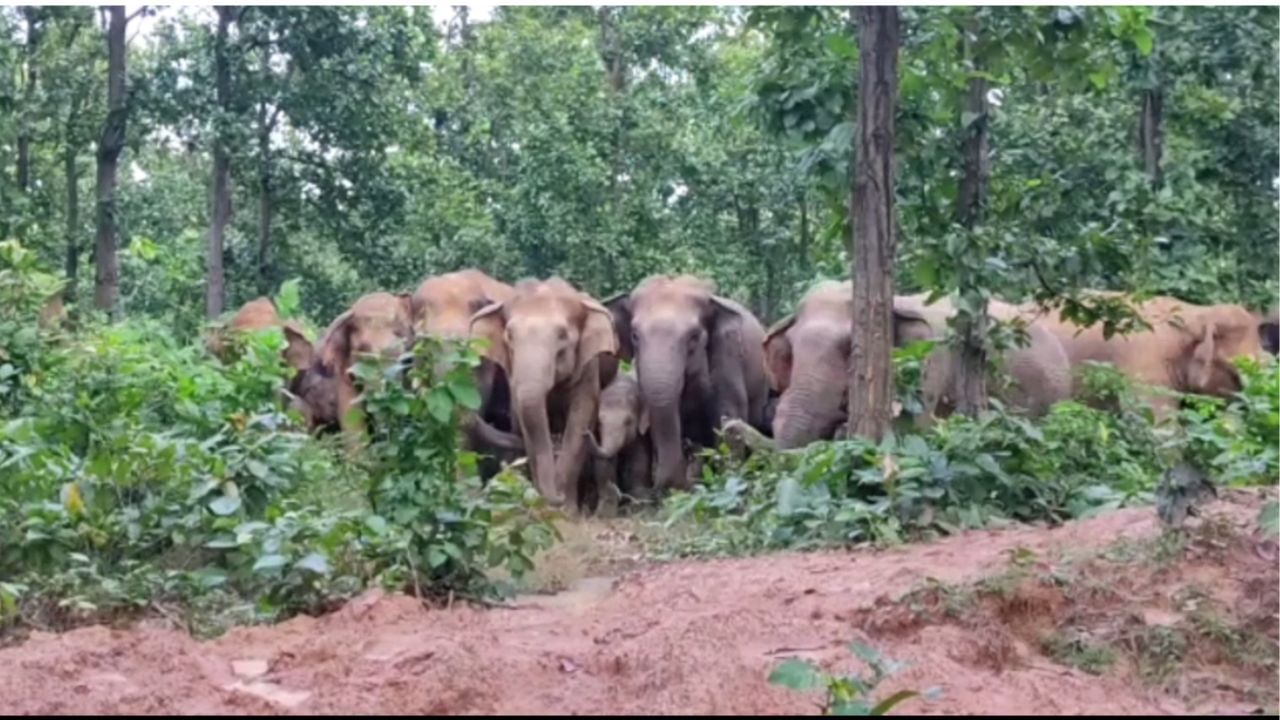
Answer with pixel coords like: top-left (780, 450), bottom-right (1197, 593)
top-left (282, 322), bottom-right (315, 372)
top-left (709, 295), bottom-right (750, 349)
top-left (892, 306), bottom-right (936, 346)
top-left (470, 302), bottom-right (510, 376)
top-left (576, 298), bottom-right (618, 383)
top-left (1187, 320), bottom-right (1218, 392)
top-left (603, 292), bottom-right (633, 360)
top-left (317, 311), bottom-right (354, 375)
top-left (764, 314), bottom-right (796, 393)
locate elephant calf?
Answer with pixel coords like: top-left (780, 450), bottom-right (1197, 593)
top-left (586, 369), bottom-right (652, 515)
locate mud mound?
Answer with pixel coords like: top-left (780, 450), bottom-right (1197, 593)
top-left (0, 490), bottom-right (1272, 715)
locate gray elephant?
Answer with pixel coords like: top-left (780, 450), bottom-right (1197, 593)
top-left (585, 369), bottom-right (652, 515)
top-left (893, 293), bottom-right (1072, 425)
top-left (764, 282), bottom-right (1072, 449)
top-left (605, 275), bottom-right (769, 492)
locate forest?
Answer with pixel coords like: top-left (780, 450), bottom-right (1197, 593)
top-left (0, 6), bottom-right (1277, 715)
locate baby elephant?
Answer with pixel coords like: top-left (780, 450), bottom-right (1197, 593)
top-left (585, 370), bottom-right (652, 516)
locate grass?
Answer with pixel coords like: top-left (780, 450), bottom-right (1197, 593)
top-left (1041, 631), bottom-right (1118, 675)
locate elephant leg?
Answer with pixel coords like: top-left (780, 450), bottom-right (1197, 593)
top-left (556, 359), bottom-right (603, 514)
top-left (619, 437), bottom-right (653, 506)
top-left (592, 456), bottom-right (620, 518)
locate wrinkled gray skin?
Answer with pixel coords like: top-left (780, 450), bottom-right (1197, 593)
top-left (606, 275), bottom-right (769, 492)
top-left (765, 283), bottom-right (1073, 449)
top-left (585, 370), bottom-right (652, 515)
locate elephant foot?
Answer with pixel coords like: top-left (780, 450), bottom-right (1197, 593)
top-left (595, 482), bottom-right (621, 518)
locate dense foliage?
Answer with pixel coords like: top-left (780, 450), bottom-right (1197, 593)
top-left (0, 7), bottom-right (1273, 326)
top-left (0, 6), bottom-right (1275, 637)
top-left (658, 359), bottom-right (1278, 558)
top-left (0, 253), bottom-right (555, 636)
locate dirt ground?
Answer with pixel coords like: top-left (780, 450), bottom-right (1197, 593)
top-left (2, 489), bottom-right (1275, 715)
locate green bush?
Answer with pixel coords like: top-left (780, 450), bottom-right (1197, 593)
top-left (0, 253), bottom-right (558, 636)
top-left (661, 363), bottom-right (1168, 557)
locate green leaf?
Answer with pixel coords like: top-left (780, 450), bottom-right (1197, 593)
top-left (427, 546), bottom-right (449, 568)
top-left (448, 381), bottom-right (482, 411)
top-left (253, 554), bottom-right (288, 573)
top-left (1088, 70), bottom-right (1109, 91)
top-left (1132, 28), bottom-right (1153, 56)
top-left (768, 659), bottom-right (824, 691)
top-left (831, 701), bottom-right (872, 716)
top-left (826, 34), bottom-right (857, 59)
top-left (427, 388), bottom-right (455, 424)
top-left (961, 110), bottom-right (983, 128)
top-left (294, 552), bottom-right (331, 576)
top-left (209, 495), bottom-right (242, 516)
top-left (364, 514), bottom-right (388, 535)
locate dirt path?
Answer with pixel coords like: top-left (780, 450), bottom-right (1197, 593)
top-left (2, 491), bottom-right (1273, 715)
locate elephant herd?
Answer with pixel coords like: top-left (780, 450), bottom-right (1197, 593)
top-left (211, 269), bottom-right (1280, 516)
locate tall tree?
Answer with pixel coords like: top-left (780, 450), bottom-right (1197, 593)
top-left (16, 6), bottom-right (43, 193)
top-left (93, 5), bottom-right (128, 315)
top-left (205, 6), bottom-right (236, 318)
top-left (847, 6), bottom-right (899, 441)
top-left (948, 12), bottom-right (992, 416)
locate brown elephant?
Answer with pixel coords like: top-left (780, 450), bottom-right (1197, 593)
top-left (470, 278), bottom-right (618, 508)
top-left (764, 282), bottom-right (1072, 448)
top-left (605, 275), bottom-right (769, 492)
top-left (205, 296), bottom-right (314, 374)
top-left (410, 269), bottom-right (523, 456)
top-left (289, 292), bottom-right (415, 437)
top-left (1027, 293), bottom-right (1267, 416)
top-left (891, 293), bottom-right (1072, 425)
top-left (585, 369), bottom-right (652, 515)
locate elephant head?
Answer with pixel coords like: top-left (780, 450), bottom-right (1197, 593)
top-left (606, 274), bottom-right (766, 490)
top-left (1168, 301), bottom-right (1264, 397)
top-left (291, 292), bottom-right (414, 436)
top-left (587, 369), bottom-right (643, 460)
top-left (470, 278), bottom-right (617, 505)
top-left (207, 297), bottom-right (314, 373)
top-left (411, 269), bottom-right (521, 453)
top-left (764, 280), bottom-right (854, 449)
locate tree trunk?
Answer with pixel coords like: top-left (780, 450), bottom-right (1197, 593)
top-left (256, 46), bottom-right (274, 296)
top-left (17, 7), bottom-right (42, 193)
top-left (847, 6), bottom-right (900, 442)
top-left (206, 7), bottom-right (236, 318)
top-left (64, 144), bottom-right (79, 302)
top-left (597, 7), bottom-right (627, 214)
top-left (950, 41), bottom-right (992, 417)
top-left (1138, 87), bottom-right (1163, 188)
top-left (93, 5), bottom-right (128, 315)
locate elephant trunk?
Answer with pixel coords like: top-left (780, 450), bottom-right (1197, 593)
top-left (638, 353), bottom-right (686, 491)
top-left (511, 351), bottom-right (561, 504)
top-left (467, 414), bottom-right (525, 451)
top-left (585, 431), bottom-right (610, 459)
top-left (775, 359), bottom-right (847, 449)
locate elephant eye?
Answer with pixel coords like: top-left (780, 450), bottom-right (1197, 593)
top-left (631, 330), bottom-right (640, 347)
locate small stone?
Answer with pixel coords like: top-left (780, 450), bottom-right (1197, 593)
top-left (1142, 608), bottom-right (1182, 627)
top-left (231, 659), bottom-right (270, 678)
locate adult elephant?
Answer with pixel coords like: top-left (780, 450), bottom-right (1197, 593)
top-left (1027, 293), bottom-right (1267, 416)
top-left (764, 282), bottom-right (1071, 449)
top-left (470, 278), bottom-right (618, 508)
top-left (604, 275), bottom-right (768, 492)
top-left (410, 269), bottom-right (522, 455)
top-left (205, 296), bottom-right (314, 373)
top-left (892, 293), bottom-right (1072, 425)
top-left (289, 292), bottom-right (415, 437)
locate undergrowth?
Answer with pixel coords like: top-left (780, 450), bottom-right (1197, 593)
top-left (0, 244), bottom-right (556, 639)
top-left (658, 352), bottom-right (1278, 558)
